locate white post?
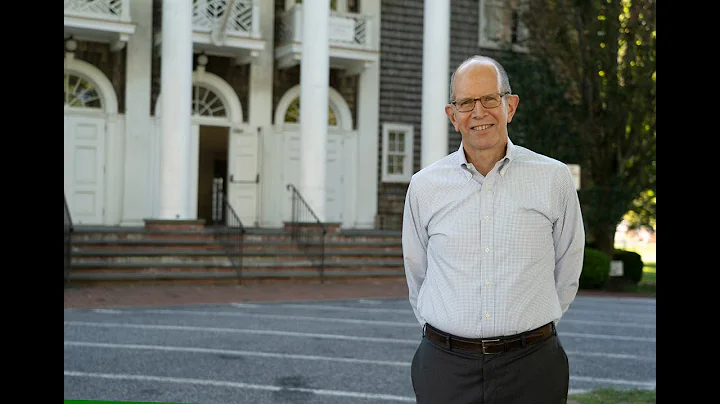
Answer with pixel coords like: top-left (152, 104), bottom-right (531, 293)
top-left (420, 0), bottom-right (450, 168)
top-left (299, 0), bottom-right (330, 221)
top-left (158, 0), bottom-right (194, 219)
top-left (121, 0), bottom-right (153, 225)
top-left (355, 0), bottom-right (380, 228)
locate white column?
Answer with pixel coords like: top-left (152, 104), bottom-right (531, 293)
top-left (355, 0), bottom-right (380, 228)
top-left (420, 0), bottom-right (450, 168)
top-left (251, 0), bottom-right (275, 227)
top-left (158, 0), bottom-right (194, 219)
top-left (121, 0), bottom-right (153, 225)
top-left (299, 0), bottom-right (330, 221)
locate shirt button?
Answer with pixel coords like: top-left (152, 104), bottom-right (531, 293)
top-left (485, 280), bottom-right (490, 285)
top-left (485, 312), bottom-right (491, 319)
top-left (484, 216), bottom-right (490, 220)
top-left (485, 247), bottom-right (490, 253)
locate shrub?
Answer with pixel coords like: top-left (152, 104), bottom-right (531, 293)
top-left (612, 249), bottom-right (644, 284)
top-left (579, 247), bottom-right (611, 289)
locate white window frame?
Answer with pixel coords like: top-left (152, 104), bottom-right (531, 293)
top-left (478, 0), bottom-right (529, 53)
top-left (381, 123), bottom-right (414, 183)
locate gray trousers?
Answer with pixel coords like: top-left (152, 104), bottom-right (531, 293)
top-left (410, 331), bottom-right (569, 404)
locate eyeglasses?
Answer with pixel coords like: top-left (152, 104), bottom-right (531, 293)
top-left (451, 92), bottom-right (511, 112)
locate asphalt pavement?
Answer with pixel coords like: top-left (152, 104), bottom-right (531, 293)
top-left (64, 286), bottom-right (656, 403)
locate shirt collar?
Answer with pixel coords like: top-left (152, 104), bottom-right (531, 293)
top-left (457, 137), bottom-right (517, 176)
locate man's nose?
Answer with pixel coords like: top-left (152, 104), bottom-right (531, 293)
top-left (471, 100), bottom-right (488, 116)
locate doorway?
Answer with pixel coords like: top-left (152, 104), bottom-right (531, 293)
top-left (197, 125), bottom-right (228, 225)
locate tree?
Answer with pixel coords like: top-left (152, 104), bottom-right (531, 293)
top-left (504, 0), bottom-right (656, 257)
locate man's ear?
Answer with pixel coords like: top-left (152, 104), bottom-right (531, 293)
top-left (506, 95), bottom-right (519, 123)
top-left (445, 104), bottom-right (459, 131)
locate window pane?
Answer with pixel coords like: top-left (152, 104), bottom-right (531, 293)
top-left (64, 74), bottom-right (102, 109)
top-left (395, 155), bottom-right (404, 174)
top-left (388, 156), bottom-right (398, 174)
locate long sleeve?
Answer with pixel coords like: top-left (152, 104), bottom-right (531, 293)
top-left (402, 181), bottom-right (429, 325)
top-left (552, 166), bottom-right (586, 315)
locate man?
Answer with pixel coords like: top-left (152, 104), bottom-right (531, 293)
top-left (402, 55), bottom-right (585, 403)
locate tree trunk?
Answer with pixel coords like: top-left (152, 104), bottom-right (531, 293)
top-left (591, 227), bottom-right (615, 258)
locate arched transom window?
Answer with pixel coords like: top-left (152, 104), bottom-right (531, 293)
top-left (284, 98), bottom-right (338, 126)
top-left (64, 73), bottom-right (102, 109)
top-left (192, 83), bottom-right (227, 117)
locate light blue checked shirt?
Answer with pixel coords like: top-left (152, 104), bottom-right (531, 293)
top-left (402, 139), bottom-right (585, 338)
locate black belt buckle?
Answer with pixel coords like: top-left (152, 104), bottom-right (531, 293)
top-left (481, 339), bottom-right (501, 354)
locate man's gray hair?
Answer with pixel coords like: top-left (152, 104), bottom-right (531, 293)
top-left (449, 55), bottom-right (512, 103)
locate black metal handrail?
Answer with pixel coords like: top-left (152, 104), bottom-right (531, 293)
top-left (64, 193), bottom-right (74, 287)
top-left (213, 184), bottom-right (246, 281)
top-left (286, 184), bottom-right (327, 280)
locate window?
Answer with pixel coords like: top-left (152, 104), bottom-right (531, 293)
top-left (64, 73), bottom-right (102, 109)
top-left (283, 97), bottom-right (338, 126)
top-left (479, 0), bottom-right (529, 53)
top-left (382, 123), bottom-right (414, 183)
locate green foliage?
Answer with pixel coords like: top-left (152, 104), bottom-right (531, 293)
top-left (580, 247), bottom-right (610, 289)
top-left (624, 189), bottom-right (656, 231)
top-left (613, 249), bottom-right (644, 284)
top-left (507, 0), bottom-right (656, 258)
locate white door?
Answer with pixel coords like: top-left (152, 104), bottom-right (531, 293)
top-left (64, 115), bottom-right (107, 225)
top-left (227, 127), bottom-right (259, 226)
top-left (325, 133), bottom-right (344, 222)
top-left (283, 131), bottom-right (344, 223)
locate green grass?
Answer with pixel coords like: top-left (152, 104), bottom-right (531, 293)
top-left (568, 388), bottom-right (656, 403)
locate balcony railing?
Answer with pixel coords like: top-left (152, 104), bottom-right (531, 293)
top-left (64, 0), bottom-right (131, 23)
top-left (193, 0), bottom-right (261, 40)
top-left (277, 5), bottom-right (375, 51)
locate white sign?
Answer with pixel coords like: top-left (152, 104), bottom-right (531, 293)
top-left (567, 164), bottom-right (581, 190)
top-left (329, 16), bottom-right (355, 43)
top-left (609, 260), bottom-right (624, 277)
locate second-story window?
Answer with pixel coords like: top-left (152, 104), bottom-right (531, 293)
top-left (479, 0), bottom-right (529, 53)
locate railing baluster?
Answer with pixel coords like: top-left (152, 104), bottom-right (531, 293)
top-left (286, 184), bottom-right (327, 282)
top-left (64, 193), bottom-right (74, 288)
top-left (213, 182), bottom-right (245, 283)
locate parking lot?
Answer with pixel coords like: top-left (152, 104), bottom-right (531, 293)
top-left (65, 294), bottom-right (656, 403)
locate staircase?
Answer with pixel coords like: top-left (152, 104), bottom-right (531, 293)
top-left (67, 225), bottom-right (405, 286)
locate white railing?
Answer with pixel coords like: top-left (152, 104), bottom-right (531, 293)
top-left (64, 0), bottom-right (131, 22)
top-left (277, 5), bottom-right (375, 50)
top-left (193, 0), bottom-right (260, 38)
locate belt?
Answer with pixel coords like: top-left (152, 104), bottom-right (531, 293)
top-left (424, 322), bottom-right (556, 355)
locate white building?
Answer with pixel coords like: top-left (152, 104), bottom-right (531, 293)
top-left (65, 0), bottom-right (522, 231)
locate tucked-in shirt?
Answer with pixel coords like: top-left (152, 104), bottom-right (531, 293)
top-left (402, 138), bottom-right (585, 338)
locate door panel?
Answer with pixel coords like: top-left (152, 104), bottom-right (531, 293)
top-left (227, 127), bottom-right (258, 226)
top-left (64, 115), bottom-right (106, 225)
top-left (283, 131), bottom-right (343, 223)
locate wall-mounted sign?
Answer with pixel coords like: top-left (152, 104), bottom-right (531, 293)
top-left (566, 164), bottom-right (581, 190)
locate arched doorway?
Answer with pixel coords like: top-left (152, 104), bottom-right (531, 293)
top-left (64, 54), bottom-right (119, 225)
top-left (274, 85), bottom-right (354, 223)
top-left (154, 66), bottom-right (258, 226)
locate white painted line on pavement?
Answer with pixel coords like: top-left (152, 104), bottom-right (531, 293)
top-left (566, 308), bottom-right (655, 319)
top-left (65, 340), bottom-right (654, 363)
top-left (560, 332), bottom-right (654, 342)
top-left (560, 319), bottom-right (655, 329)
top-left (564, 350), bottom-right (654, 361)
top-left (64, 341), bottom-right (410, 367)
top-left (570, 375), bottom-right (655, 389)
top-left (243, 303), bottom-right (412, 314)
top-left (65, 320), bottom-right (655, 343)
top-left (64, 371), bottom-right (416, 402)
top-left (64, 321), bottom-right (417, 344)
top-left (142, 309), bottom-right (419, 327)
